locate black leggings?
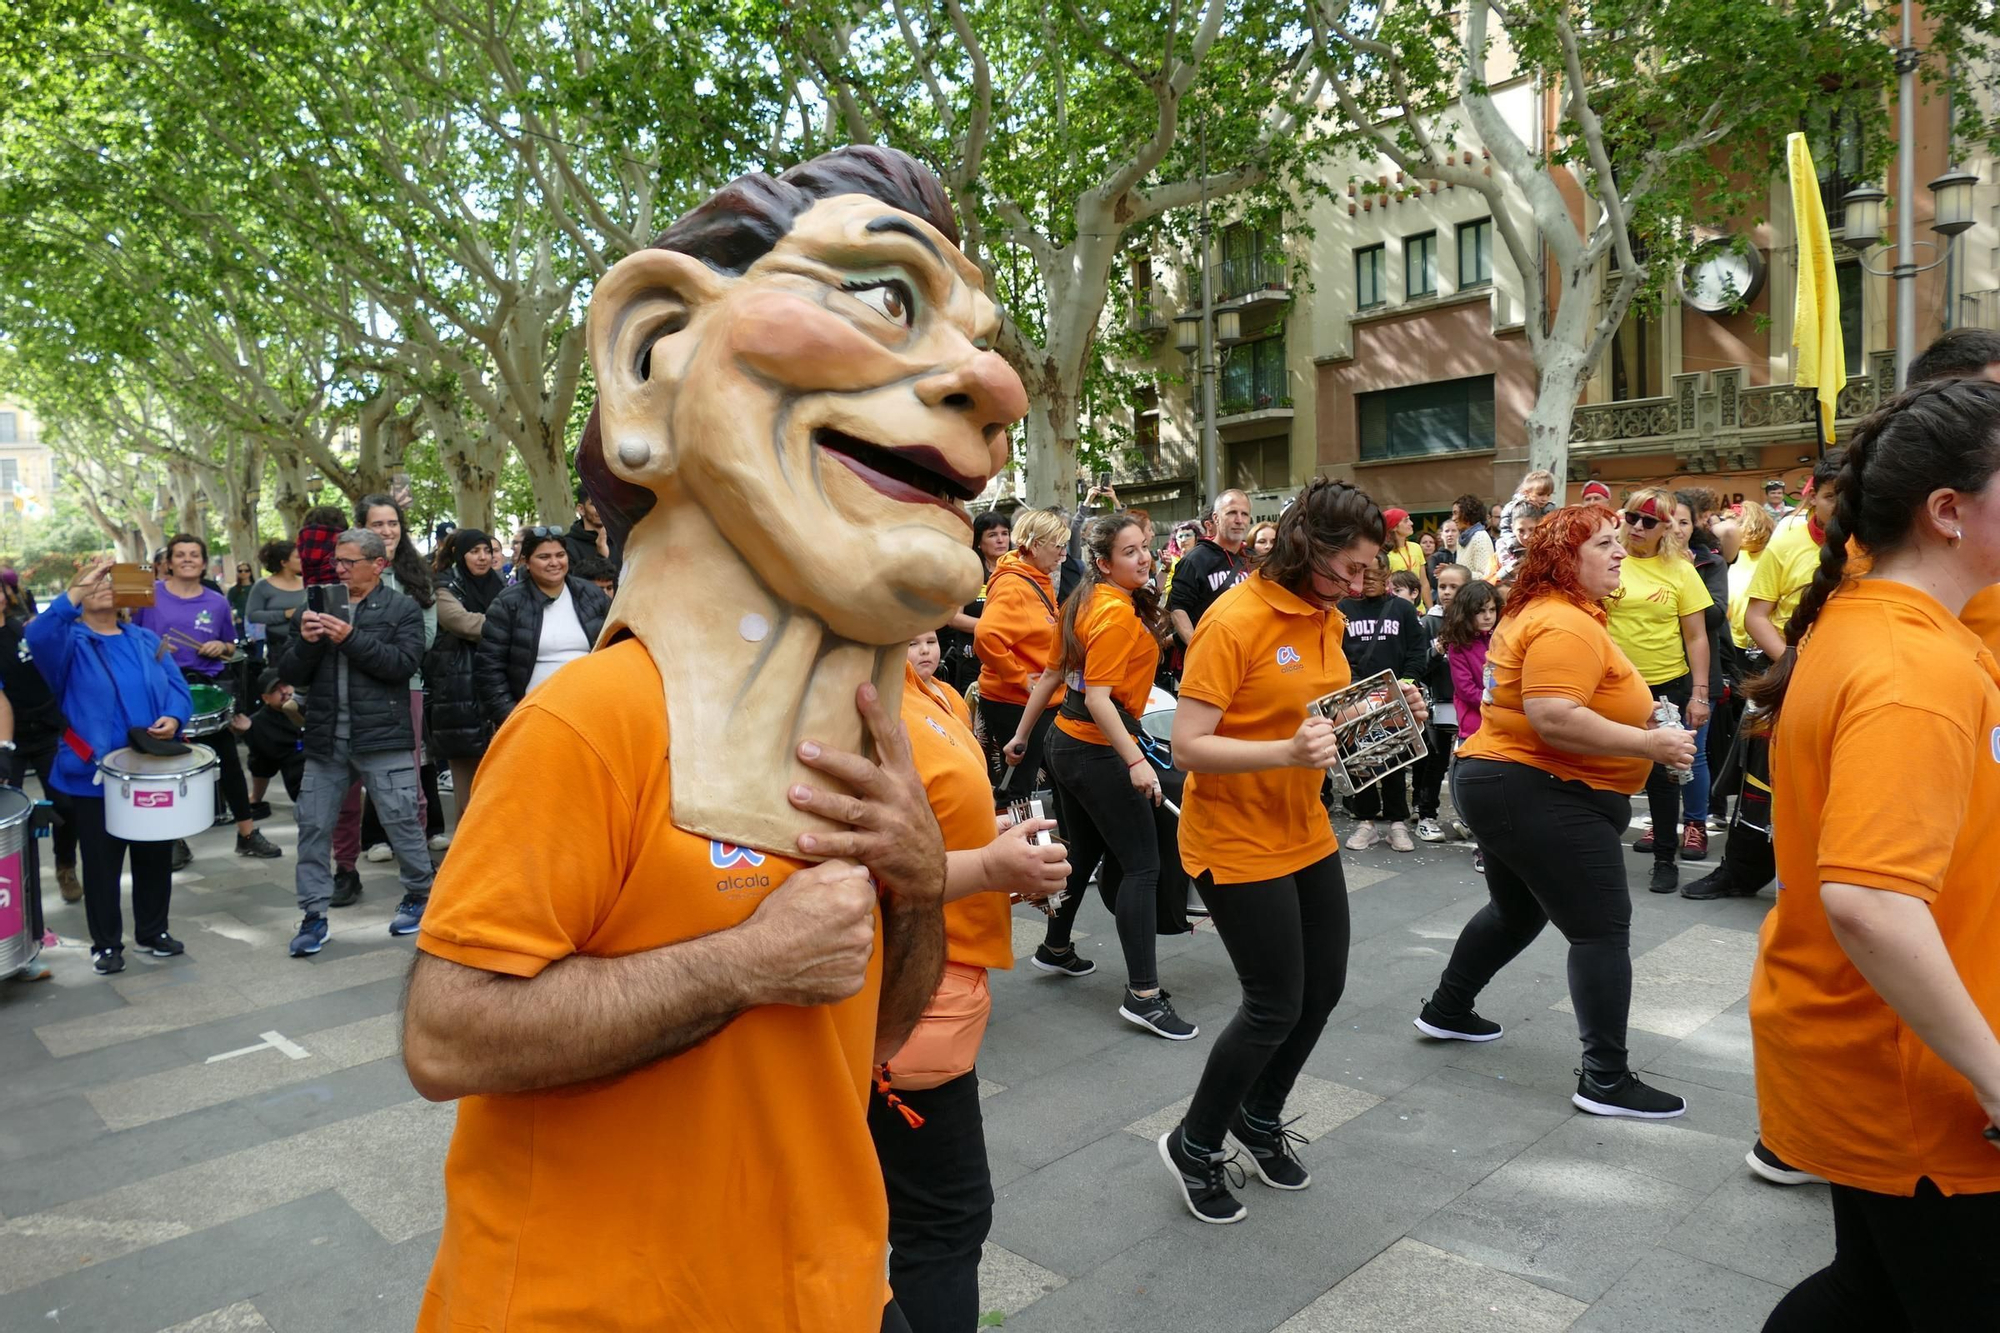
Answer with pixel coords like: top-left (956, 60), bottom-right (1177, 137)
top-left (16, 739), bottom-right (78, 869)
top-left (869, 1071), bottom-right (992, 1333)
top-left (1043, 727), bottom-right (1159, 990)
top-left (1432, 758), bottom-right (1634, 1075)
top-left (1642, 673), bottom-right (1692, 861)
top-left (71, 795), bottom-right (174, 953)
top-left (1352, 769), bottom-right (1409, 822)
top-left (1413, 724), bottom-right (1454, 819)
top-left (1183, 853), bottom-right (1350, 1150)
top-left (1762, 1178), bottom-right (2000, 1330)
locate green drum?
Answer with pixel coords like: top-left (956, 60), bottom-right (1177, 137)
top-left (186, 682), bottom-right (235, 738)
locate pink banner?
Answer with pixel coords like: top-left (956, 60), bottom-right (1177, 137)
top-left (0, 849), bottom-right (22, 941)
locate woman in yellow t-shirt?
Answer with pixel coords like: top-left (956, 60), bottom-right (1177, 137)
top-left (1603, 488), bottom-right (1712, 896)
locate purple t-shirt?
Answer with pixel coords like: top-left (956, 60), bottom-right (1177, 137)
top-left (134, 582), bottom-right (235, 679)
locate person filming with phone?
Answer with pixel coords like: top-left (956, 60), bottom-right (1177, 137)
top-left (276, 529), bottom-right (433, 957)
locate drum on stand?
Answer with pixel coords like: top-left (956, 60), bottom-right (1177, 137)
top-left (0, 787), bottom-right (43, 979)
top-left (186, 682), bottom-right (235, 738)
top-left (98, 746), bottom-right (220, 842)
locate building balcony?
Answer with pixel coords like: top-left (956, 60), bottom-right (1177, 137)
top-left (1218, 336), bottom-right (1291, 425)
top-left (1566, 351), bottom-right (1896, 470)
top-left (1132, 288), bottom-right (1171, 340)
top-left (1215, 253), bottom-right (1290, 311)
top-left (1961, 288), bottom-right (2000, 332)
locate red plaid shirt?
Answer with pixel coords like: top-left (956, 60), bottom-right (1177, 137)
top-left (295, 523), bottom-right (341, 585)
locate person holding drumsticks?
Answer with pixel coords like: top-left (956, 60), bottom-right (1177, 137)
top-left (1745, 380), bottom-right (2000, 1328)
top-left (1161, 479), bottom-right (1425, 1223)
top-left (1415, 506), bottom-right (1697, 1119)
top-left (135, 534), bottom-right (282, 861)
top-left (27, 556), bottom-right (194, 974)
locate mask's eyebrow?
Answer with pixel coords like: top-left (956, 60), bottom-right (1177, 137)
top-left (865, 215), bottom-right (944, 265)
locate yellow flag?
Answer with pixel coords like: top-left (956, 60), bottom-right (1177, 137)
top-left (1787, 131), bottom-right (1845, 447)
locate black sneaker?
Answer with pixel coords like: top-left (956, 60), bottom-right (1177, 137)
top-left (1030, 943), bottom-right (1094, 977)
top-left (1745, 1138), bottom-right (1825, 1186)
top-left (1157, 1127), bottom-right (1247, 1224)
top-left (1572, 1069), bottom-right (1686, 1119)
top-left (1648, 862), bottom-right (1679, 895)
top-left (1681, 869), bottom-right (1761, 901)
top-left (247, 801), bottom-right (274, 822)
top-left (236, 829), bottom-right (282, 859)
top-left (92, 948), bottom-right (125, 975)
top-left (1120, 988), bottom-right (1198, 1041)
top-left (1414, 1000), bottom-right (1504, 1043)
top-left (329, 867), bottom-right (363, 908)
top-left (136, 933), bottom-right (185, 957)
top-left (1228, 1111), bottom-right (1311, 1189)
top-left (170, 839), bottom-right (193, 872)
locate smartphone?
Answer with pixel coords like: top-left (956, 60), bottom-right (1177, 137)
top-left (391, 470), bottom-right (411, 496)
top-left (307, 584), bottom-right (351, 617)
top-left (1095, 471), bottom-right (1112, 490)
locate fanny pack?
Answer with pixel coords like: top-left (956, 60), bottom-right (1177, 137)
top-left (880, 962), bottom-right (992, 1093)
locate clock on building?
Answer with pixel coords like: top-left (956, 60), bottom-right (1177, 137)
top-left (1679, 237), bottom-right (1766, 314)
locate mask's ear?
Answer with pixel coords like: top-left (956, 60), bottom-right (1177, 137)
top-left (586, 248), bottom-right (730, 482)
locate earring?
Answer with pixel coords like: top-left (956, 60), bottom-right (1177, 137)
top-left (1951, 528), bottom-right (1963, 545)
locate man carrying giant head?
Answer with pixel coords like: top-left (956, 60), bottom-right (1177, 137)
top-left (402, 146), bottom-right (1027, 1332)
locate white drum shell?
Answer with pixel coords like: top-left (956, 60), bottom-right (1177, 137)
top-left (99, 745), bottom-right (221, 842)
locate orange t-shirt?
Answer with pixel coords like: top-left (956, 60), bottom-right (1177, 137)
top-left (1752, 579), bottom-right (2000, 1196)
top-left (1964, 584), bottom-right (2000, 650)
top-left (415, 640), bottom-right (890, 1331)
top-left (1053, 583), bottom-right (1159, 747)
top-left (1457, 594), bottom-right (1654, 793)
top-left (1177, 574), bottom-right (1346, 883)
top-left (974, 551), bottom-right (1062, 707)
top-left (905, 664), bottom-right (1010, 970)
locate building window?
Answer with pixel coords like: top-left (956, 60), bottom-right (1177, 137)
top-left (1135, 386), bottom-right (1160, 463)
top-left (1358, 375), bottom-right (1496, 460)
top-left (1218, 223), bottom-right (1282, 298)
top-left (1457, 218), bottom-right (1493, 288)
top-left (1836, 259), bottom-right (1864, 371)
top-left (1406, 232), bottom-right (1436, 298)
top-left (1220, 335), bottom-right (1288, 416)
top-left (1, 460), bottom-right (18, 495)
top-left (1226, 436), bottom-right (1290, 492)
top-left (0, 413), bottom-right (14, 444)
top-left (1609, 304), bottom-right (1664, 401)
top-left (1807, 104), bottom-right (1867, 231)
top-left (1355, 244), bottom-right (1387, 310)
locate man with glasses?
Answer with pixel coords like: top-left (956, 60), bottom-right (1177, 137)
top-left (277, 528), bottom-right (432, 957)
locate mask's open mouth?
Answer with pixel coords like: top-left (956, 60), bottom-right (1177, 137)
top-left (813, 428), bottom-right (984, 518)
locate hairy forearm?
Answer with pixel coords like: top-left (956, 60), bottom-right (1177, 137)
top-left (873, 895), bottom-right (945, 1064)
top-left (1824, 885), bottom-right (2000, 1102)
top-left (402, 932), bottom-right (757, 1101)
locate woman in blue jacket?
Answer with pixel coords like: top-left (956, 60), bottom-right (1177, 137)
top-left (28, 556), bottom-right (193, 974)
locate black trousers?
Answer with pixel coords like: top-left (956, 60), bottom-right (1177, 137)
top-left (1413, 725), bottom-right (1455, 819)
top-left (71, 795), bottom-right (174, 953)
top-left (1762, 1178), bottom-right (2000, 1330)
top-left (869, 1071), bottom-right (993, 1333)
top-left (1641, 673), bottom-right (1693, 862)
top-left (1433, 759), bottom-right (1634, 1074)
top-left (1044, 728), bottom-right (1159, 989)
top-left (977, 696), bottom-right (1054, 812)
top-left (15, 739), bottom-right (78, 869)
top-left (1353, 767), bottom-right (1410, 822)
top-left (1182, 853), bottom-right (1349, 1149)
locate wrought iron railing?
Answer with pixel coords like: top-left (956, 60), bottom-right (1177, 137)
top-left (1567, 351), bottom-right (1897, 454)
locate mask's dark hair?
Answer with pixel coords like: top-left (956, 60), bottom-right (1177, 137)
top-left (1057, 512), bottom-right (1166, 676)
top-left (258, 539), bottom-right (295, 575)
top-left (166, 533), bottom-right (208, 564)
top-left (1439, 579), bottom-right (1504, 647)
top-left (1745, 379), bottom-right (2000, 722)
top-left (1260, 478), bottom-right (1387, 601)
top-left (1452, 493), bottom-right (1488, 528)
top-left (355, 494), bottom-right (434, 608)
top-left (576, 145), bottom-right (960, 559)
top-left (1908, 328), bottom-right (2000, 386)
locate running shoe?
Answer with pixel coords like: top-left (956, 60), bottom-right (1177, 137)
top-left (237, 830), bottom-right (282, 859)
top-left (1120, 988), bottom-right (1198, 1040)
top-left (1415, 817), bottom-right (1448, 843)
top-left (1633, 830), bottom-right (1657, 854)
top-left (389, 895), bottom-right (427, 936)
top-left (1745, 1138), bottom-right (1825, 1186)
top-left (1228, 1111), bottom-right (1311, 1189)
top-left (1680, 868), bottom-right (1761, 901)
top-left (1472, 849), bottom-right (1485, 875)
top-left (365, 843), bottom-right (394, 863)
top-left (1648, 862), bottom-right (1679, 895)
top-left (1158, 1128), bottom-right (1247, 1224)
top-left (427, 832), bottom-right (452, 852)
top-left (136, 933), bottom-right (185, 957)
top-left (92, 947), bottom-right (126, 975)
top-left (1413, 1000), bottom-right (1504, 1042)
top-left (1448, 817), bottom-right (1472, 840)
top-left (289, 913), bottom-right (329, 957)
top-left (1387, 822), bottom-right (1416, 853)
top-left (1680, 822), bottom-right (1709, 861)
top-left (1571, 1069), bottom-right (1686, 1119)
top-left (1347, 821), bottom-right (1380, 851)
top-left (1030, 944), bottom-right (1095, 977)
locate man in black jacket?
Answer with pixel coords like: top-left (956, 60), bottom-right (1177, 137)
top-left (277, 529), bottom-right (432, 956)
top-left (1166, 489), bottom-right (1253, 649)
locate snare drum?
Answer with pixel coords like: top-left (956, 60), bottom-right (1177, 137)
top-left (0, 787), bottom-right (40, 980)
top-left (98, 745), bottom-right (220, 842)
top-left (186, 682), bottom-right (235, 738)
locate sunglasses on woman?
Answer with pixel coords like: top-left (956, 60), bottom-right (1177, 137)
top-left (1621, 511), bottom-right (1661, 531)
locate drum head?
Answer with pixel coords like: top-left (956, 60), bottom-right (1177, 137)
top-left (99, 744), bottom-right (220, 779)
top-left (0, 785), bottom-right (32, 827)
top-left (188, 683), bottom-right (232, 710)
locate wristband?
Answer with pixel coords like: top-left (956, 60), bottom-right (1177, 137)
top-left (1128, 758), bottom-right (1148, 770)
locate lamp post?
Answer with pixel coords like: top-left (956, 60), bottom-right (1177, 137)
top-left (1169, 127), bottom-right (1221, 513)
top-left (1842, 3), bottom-right (1982, 389)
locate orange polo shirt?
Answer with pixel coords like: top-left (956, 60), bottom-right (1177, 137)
top-left (974, 551), bottom-right (1062, 707)
top-left (1053, 583), bottom-right (1159, 747)
top-left (905, 664), bottom-right (1010, 970)
top-left (415, 640), bottom-right (890, 1331)
top-left (1965, 584), bottom-right (2000, 650)
top-left (1177, 574), bottom-right (1346, 884)
top-left (1458, 594), bottom-right (1654, 793)
top-left (1752, 579), bottom-right (2000, 1196)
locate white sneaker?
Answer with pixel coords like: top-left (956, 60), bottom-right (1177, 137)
top-left (1415, 818), bottom-right (1448, 842)
top-left (427, 833), bottom-right (452, 852)
top-left (1347, 821), bottom-right (1380, 851)
top-left (1388, 822), bottom-right (1416, 853)
top-left (365, 843), bottom-right (393, 863)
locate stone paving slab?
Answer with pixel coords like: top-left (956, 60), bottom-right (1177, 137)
top-left (1275, 1238), bottom-right (1587, 1332)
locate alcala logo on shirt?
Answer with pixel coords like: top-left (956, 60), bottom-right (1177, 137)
top-left (1275, 645), bottom-right (1303, 674)
top-left (925, 716), bottom-right (954, 743)
top-left (710, 841), bottom-right (771, 894)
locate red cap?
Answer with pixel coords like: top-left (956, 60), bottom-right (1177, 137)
top-left (1382, 507), bottom-right (1409, 528)
top-left (1580, 481), bottom-right (1612, 501)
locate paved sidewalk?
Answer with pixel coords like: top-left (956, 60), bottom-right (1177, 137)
top-left (0, 801), bottom-right (1828, 1332)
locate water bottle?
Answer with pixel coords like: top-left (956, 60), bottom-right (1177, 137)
top-left (1653, 698), bottom-right (1694, 784)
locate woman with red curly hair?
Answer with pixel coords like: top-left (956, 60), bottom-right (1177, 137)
top-left (1413, 506), bottom-right (1698, 1119)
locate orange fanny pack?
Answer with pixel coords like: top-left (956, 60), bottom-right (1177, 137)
top-left (882, 962), bottom-right (992, 1092)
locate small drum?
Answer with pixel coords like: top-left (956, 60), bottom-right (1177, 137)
top-left (98, 745), bottom-right (220, 842)
top-left (186, 682), bottom-right (235, 738)
top-left (0, 787), bottom-right (39, 980)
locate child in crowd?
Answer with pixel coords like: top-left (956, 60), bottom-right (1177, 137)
top-left (294, 504), bottom-right (349, 586)
top-left (1413, 565), bottom-right (1470, 841)
top-left (245, 668), bottom-right (306, 816)
top-left (1495, 502), bottom-right (1553, 587)
top-left (1440, 580), bottom-right (1502, 872)
top-left (1493, 468), bottom-right (1558, 569)
top-left (1338, 555), bottom-right (1430, 853)
top-left (1387, 569), bottom-right (1422, 606)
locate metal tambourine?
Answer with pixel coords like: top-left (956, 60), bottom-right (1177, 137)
top-left (1308, 669), bottom-right (1429, 796)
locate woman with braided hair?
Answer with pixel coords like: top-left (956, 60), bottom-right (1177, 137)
top-left (1747, 378), bottom-right (2000, 1330)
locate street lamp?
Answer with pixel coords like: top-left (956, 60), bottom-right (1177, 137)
top-left (1843, 165), bottom-right (1981, 387)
